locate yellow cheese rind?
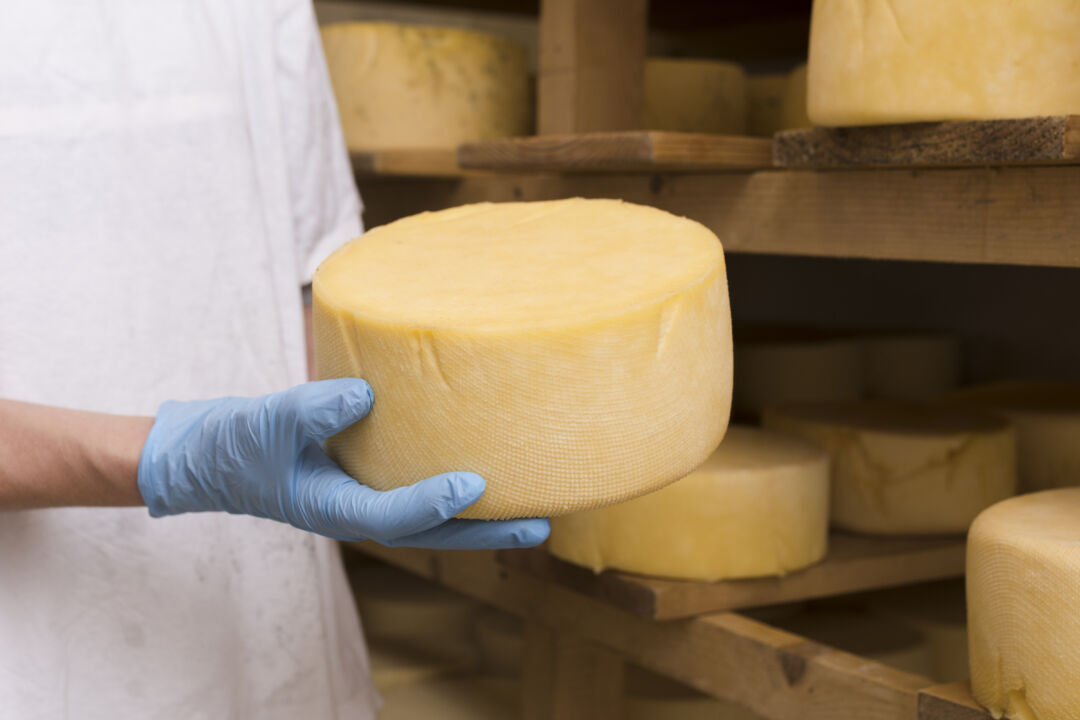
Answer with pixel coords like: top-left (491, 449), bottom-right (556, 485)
top-left (547, 426), bottom-right (829, 581)
top-left (862, 333), bottom-right (960, 401)
top-left (314, 199), bottom-right (732, 519)
top-left (764, 402), bottom-right (1017, 535)
top-left (967, 489), bottom-right (1080, 720)
top-left (946, 381), bottom-right (1080, 493)
top-left (321, 22), bottom-right (529, 150)
top-left (807, 0), bottom-right (1080, 126)
top-left (644, 58), bottom-right (747, 134)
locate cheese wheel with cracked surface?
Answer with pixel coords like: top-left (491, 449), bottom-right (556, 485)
top-left (967, 489), bottom-right (1080, 720)
top-left (644, 58), bottom-right (747, 134)
top-left (547, 426), bottom-right (829, 581)
top-left (763, 402), bottom-right (1016, 534)
top-left (807, 0), bottom-right (1080, 126)
top-left (321, 22), bottom-right (529, 150)
top-left (946, 381), bottom-right (1080, 493)
top-left (315, 199), bottom-right (732, 519)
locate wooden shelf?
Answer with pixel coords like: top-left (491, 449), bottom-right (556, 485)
top-left (458, 132), bottom-right (774, 173)
top-left (350, 147), bottom-right (465, 178)
top-left (346, 543), bottom-right (991, 720)
top-left (497, 532), bottom-right (965, 620)
top-left (774, 115), bottom-right (1080, 169)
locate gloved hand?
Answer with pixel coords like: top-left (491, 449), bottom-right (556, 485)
top-left (137, 378), bottom-right (549, 549)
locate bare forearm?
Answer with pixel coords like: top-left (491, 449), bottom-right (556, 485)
top-left (0, 399), bottom-right (152, 509)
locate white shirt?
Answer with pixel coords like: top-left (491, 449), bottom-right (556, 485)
top-left (0, 2), bottom-right (376, 718)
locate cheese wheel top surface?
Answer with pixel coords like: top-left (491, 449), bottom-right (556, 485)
top-left (771, 401), bottom-right (1007, 436)
top-left (316, 199), bottom-right (722, 333)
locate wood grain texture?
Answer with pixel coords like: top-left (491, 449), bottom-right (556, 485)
top-left (458, 131), bottom-right (773, 171)
top-left (497, 533), bottom-right (966, 620)
top-left (774, 116), bottom-right (1080, 168)
top-left (918, 683), bottom-right (992, 720)
top-left (538, 0), bottom-right (647, 134)
top-left (356, 165), bottom-right (1080, 268)
top-left (347, 544), bottom-right (964, 720)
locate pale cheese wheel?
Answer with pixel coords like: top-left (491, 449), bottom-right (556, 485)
top-left (946, 382), bottom-right (1080, 493)
top-left (779, 63), bottom-right (810, 131)
top-left (547, 426), bottom-right (829, 582)
top-left (967, 489), bottom-right (1080, 720)
top-left (862, 332), bottom-right (960, 401)
top-left (315, 199), bottom-right (733, 519)
top-left (625, 666), bottom-right (763, 720)
top-left (866, 580), bottom-right (969, 683)
top-left (746, 73), bottom-right (788, 137)
top-left (472, 609), bottom-right (523, 677)
top-left (763, 402), bottom-right (1017, 534)
top-left (776, 610), bottom-right (933, 677)
top-left (378, 675), bottom-right (519, 720)
top-left (644, 58), bottom-right (748, 134)
top-left (807, 0), bottom-right (1080, 126)
top-left (733, 328), bottom-right (863, 420)
top-left (321, 22), bottom-right (529, 150)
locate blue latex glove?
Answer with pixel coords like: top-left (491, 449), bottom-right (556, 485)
top-left (137, 378), bottom-right (549, 549)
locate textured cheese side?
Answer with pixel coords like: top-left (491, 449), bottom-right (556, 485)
top-left (763, 402), bottom-right (1017, 534)
top-left (862, 333), bottom-right (959, 401)
top-left (644, 58), bottom-right (747, 134)
top-left (968, 489), bottom-right (1080, 720)
top-left (547, 426), bottom-right (829, 581)
top-left (946, 382), bottom-right (1080, 493)
top-left (321, 22), bottom-right (529, 150)
top-left (314, 198), bottom-right (732, 519)
top-left (807, 0), bottom-right (1080, 126)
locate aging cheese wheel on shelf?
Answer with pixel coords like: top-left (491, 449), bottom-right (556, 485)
top-left (315, 199), bottom-right (732, 519)
top-left (644, 58), bottom-right (747, 134)
top-left (746, 73), bottom-right (788, 137)
top-left (763, 402), bottom-right (1016, 534)
top-left (862, 332), bottom-right (959, 401)
top-left (733, 327), bottom-right (863, 419)
top-left (946, 381), bottom-right (1080, 493)
top-left (866, 580), bottom-right (969, 683)
top-left (807, 0), bottom-right (1080, 126)
top-left (967, 489), bottom-right (1080, 720)
top-left (779, 63), bottom-right (810, 131)
top-left (321, 22), bottom-right (529, 150)
top-left (777, 610), bottom-right (933, 677)
top-left (547, 426), bottom-right (829, 582)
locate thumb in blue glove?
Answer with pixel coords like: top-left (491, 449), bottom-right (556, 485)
top-left (137, 378), bottom-right (549, 549)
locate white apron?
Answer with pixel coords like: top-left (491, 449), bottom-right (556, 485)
top-left (0, 1), bottom-right (375, 717)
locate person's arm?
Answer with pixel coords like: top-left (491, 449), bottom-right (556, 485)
top-left (0, 399), bottom-right (151, 509)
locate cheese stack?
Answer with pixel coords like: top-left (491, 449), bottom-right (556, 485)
top-left (644, 58), bottom-right (747, 134)
top-left (968, 489), bottom-right (1080, 720)
top-left (807, 0), bottom-right (1080, 125)
top-left (863, 332), bottom-right (959, 401)
top-left (746, 73), bottom-right (788, 136)
top-left (548, 426), bottom-right (830, 582)
top-left (946, 381), bottom-right (1080, 493)
top-left (764, 402), bottom-right (1016, 534)
top-left (733, 327), bottom-right (863, 419)
top-left (866, 580), bottom-right (969, 683)
top-left (624, 666), bottom-right (763, 720)
top-left (777, 610), bottom-right (933, 677)
top-left (315, 199), bottom-right (733, 519)
top-left (321, 23), bottom-right (529, 150)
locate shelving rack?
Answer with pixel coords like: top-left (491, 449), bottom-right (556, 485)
top-left (334, 0), bottom-right (1078, 717)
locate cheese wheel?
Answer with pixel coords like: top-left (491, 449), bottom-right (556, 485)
top-left (866, 580), bottom-right (968, 683)
top-left (777, 610), bottom-right (933, 677)
top-left (733, 328), bottom-right (863, 420)
top-left (644, 58), bottom-right (747, 134)
top-left (763, 402), bottom-right (1017, 534)
top-left (547, 426), bottom-right (829, 582)
top-left (862, 332), bottom-right (960, 401)
top-left (625, 666), bottom-right (763, 720)
top-left (946, 382), bottom-right (1080, 493)
top-left (378, 675), bottom-right (519, 720)
top-left (779, 63), bottom-right (810, 131)
top-left (321, 22), bottom-right (529, 150)
top-left (747, 73), bottom-right (788, 137)
top-left (807, 0), bottom-right (1080, 126)
top-left (314, 199), bottom-right (733, 519)
top-left (967, 489), bottom-right (1080, 720)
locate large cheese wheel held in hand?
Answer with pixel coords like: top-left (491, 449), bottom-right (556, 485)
top-left (764, 402), bottom-right (1016, 535)
top-left (807, 0), bottom-right (1080, 126)
top-left (548, 426), bottom-right (829, 582)
top-left (321, 22), bottom-right (529, 150)
top-left (967, 489), bottom-right (1080, 720)
top-left (314, 199), bottom-right (732, 520)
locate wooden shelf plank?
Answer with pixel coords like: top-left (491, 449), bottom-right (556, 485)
top-left (458, 132), bottom-right (774, 172)
top-left (497, 532), bottom-right (965, 620)
top-left (774, 116), bottom-right (1080, 169)
top-left (350, 147), bottom-right (464, 177)
top-left (919, 683), bottom-right (991, 720)
top-left (346, 544), bottom-right (991, 720)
